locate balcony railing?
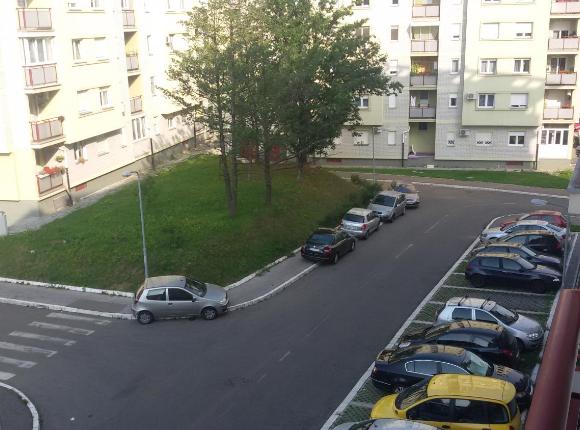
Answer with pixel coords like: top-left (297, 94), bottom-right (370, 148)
top-left (24, 64), bottom-right (58, 88)
top-left (412, 4), bottom-right (440, 17)
top-left (122, 9), bottom-right (135, 28)
top-left (126, 53), bottom-right (139, 72)
top-left (409, 106), bottom-right (436, 118)
top-left (37, 171), bottom-right (63, 195)
top-left (130, 96), bottom-right (143, 114)
top-left (546, 72), bottom-right (577, 85)
top-left (17, 8), bottom-right (52, 31)
top-left (548, 37), bottom-right (580, 51)
top-left (410, 74), bottom-right (437, 86)
top-left (411, 39), bottom-right (438, 53)
top-left (551, 0), bottom-right (580, 14)
top-left (31, 117), bottom-right (64, 143)
top-left (543, 107), bottom-right (574, 119)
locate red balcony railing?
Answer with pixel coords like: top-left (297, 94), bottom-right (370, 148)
top-left (24, 64), bottom-right (58, 88)
top-left (409, 106), bottom-right (436, 118)
top-left (31, 117), bottom-right (64, 143)
top-left (17, 8), bottom-right (52, 31)
top-left (122, 10), bottom-right (135, 27)
top-left (130, 96), bottom-right (143, 114)
top-left (126, 53), bottom-right (139, 72)
top-left (551, 0), bottom-right (580, 14)
top-left (37, 170), bottom-right (63, 195)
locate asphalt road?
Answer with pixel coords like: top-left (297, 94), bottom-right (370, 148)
top-left (0, 186), bottom-right (564, 430)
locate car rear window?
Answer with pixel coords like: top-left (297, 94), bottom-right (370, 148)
top-left (372, 195), bottom-right (396, 206)
top-left (488, 402), bottom-right (510, 424)
top-left (343, 213), bottom-right (365, 223)
top-left (395, 379), bottom-right (428, 410)
top-left (507, 398), bottom-right (518, 420)
top-left (308, 233), bottom-right (334, 245)
top-left (395, 185), bottom-right (416, 193)
top-left (451, 308), bottom-right (472, 321)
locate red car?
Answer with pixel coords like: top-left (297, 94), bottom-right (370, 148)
top-left (500, 210), bottom-right (567, 229)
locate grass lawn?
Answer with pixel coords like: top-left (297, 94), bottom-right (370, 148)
top-left (329, 167), bottom-right (572, 190)
top-left (0, 156), bottom-right (368, 292)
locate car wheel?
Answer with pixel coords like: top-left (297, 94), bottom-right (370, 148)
top-left (332, 252), bottom-right (339, 264)
top-left (201, 307), bottom-right (218, 320)
top-left (531, 280), bottom-right (547, 294)
top-left (350, 240), bottom-right (356, 252)
top-left (137, 311), bottom-right (154, 325)
top-left (363, 230), bottom-right (370, 240)
top-left (470, 275), bottom-right (486, 288)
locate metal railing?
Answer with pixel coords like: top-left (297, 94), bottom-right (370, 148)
top-left (543, 107), bottom-right (575, 119)
top-left (548, 37), bottom-right (580, 50)
top-left (24, 64), bottom-right (58, 88)
top-left (410, 39), bottom-right (438, 52)
top-left (30, 117), bottom-right (64, 142)
top-left (37, 171), bottom-right (63, 195)
top-left (126, 53), bottom-right (139, 72)
top-left (17, 8), bottom-right (52, 31)
top-left (409, 106), bottom-right (436, 118)
top-left (410, 74), bottom-right (437, 86)
top-left (546, 72), bottom-right (577, 85)
top-left (130, 96), bottom-right (143, 114)
top-left (551, 0), bottom-right (580, 14)
top-left (412, 5), bottom-right (440, 17)
top-left (122, 9), bottom-right (135, 27)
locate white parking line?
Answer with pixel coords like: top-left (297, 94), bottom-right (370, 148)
top-left (9, 331), bottom-right (76, 346)
top-left (412, 320), bottom-right (433, 325)
top-left (515, 310), bottom-right (549, 316)
top-left (351, 401), bottom-right (374, 409)
top-left (0, 355), bottom-right (36, 369)
top-left (425, 215), bottom-right (449, 234)
top-left (428, 300), bottom-right (445, 306)
top-left (46, 312), bottom-right (111, 326)
top-left (279, 351), bottom-right (291, 362)
top-left (441, 284), bottom-right (553, 297)
top-left (0, 371), bottom-right (15, 381)
top-left (0, 341), bottom-right (57, 358)
top-left (29, 322), bottom-right (94, 336)
top-left (395, 243), bottom-right (414, 259)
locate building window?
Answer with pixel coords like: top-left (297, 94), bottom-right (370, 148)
top-left (508, 132), bottom-right (525, 146)
top-left (99, 87), bottom-right (111, 109)
top-left (391, 0), bottom-right (398, 5)
top-left (450, 59), bottom-right (459, 74)
top-left (515, 22), bottom-right (532, 39)
top-left (390, 26), bottom-right (399, 41)
top-left (355, 26), bottom-right (370, 38)
top-left (480, 59), bottom-right (497, 75)
top-left (476, 132), bottom-right (492, 145)
top-left (480, 23), bottom-right (499, 40)
top-left (541, 129), bottom-right (569, 146)
top-left (73, 142), bottom-right (88, 161)
top-left (355, 0), bottom-right (370, 6)
top-left (90, 0), bottom-right (101, 8)
top-left (167, 0), bottom-right (185, 10)
top-left (387, 131), bottom-right (396, 146)
top-left (478, 93), bottom-right (495, 108)
top-left (388, 59), bottom-right (398, 75)
top-left (167, 117), bottom-right (177, 129)
top-left (447, 132), bottom-right (456, 146)
top-left (510, 93), bottom-right (528, 108)
top-left (153, 116), bottom-right (160, 134)
top-left (418, 123), bottom-right (428, 131)
top-left (449, 94), bottom-right (458, 108)
top-left (513, 59), bottom-right (530, 73)
top-left (353, 131), bottom-right (369, 146)
top-left (150, 77), bottom-right (156, 96)
top-left (72, 39), bottom-right (83, 61)
top-left (77, 90), bottom-right (91, 114)
top-left (94, 37), bottom-right (106, 60)
top-left (132, 116), bottom-right (147, 141)
top-left (358, 96), bottom-right (369, 109)
top-left (24, 38), bottom-right (54, 64)
top-left (388, 94), bottom-right (396, 109)
top-left (451, 24), bottom-right (461, 40)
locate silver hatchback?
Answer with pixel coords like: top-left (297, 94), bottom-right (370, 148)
top-left (341, 208), bottom-right (381, 239)
top-left (132, 275), bottom-right (229, 324)
top-left (368, 191), bottom-right (406, 222)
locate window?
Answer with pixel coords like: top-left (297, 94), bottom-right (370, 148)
top-left (147, 35), bottom-right (153, 55)
top-left (391, 0), bottom-right (399, 5)
top-left (390, 26), bottom-right (399, 41)
top-left (353, 131), bottom-right (369, 146)
top-left (411, 360), bottom-right (438, 375)
top-left (168, 288), bottom-right (193, 301)
top-left (167, 0), bottom-right (185, 10)
top-left (509, 132), bottom-right (525, 146)
top-left (451, 308), bottom-right (472, 321)
top-left (476, 132), bottom-right (493, 146)
top-left (77, 90), bottom-right (91, 114)
top-left (418, 123), bottom-right (428, 131)
top-left (146, 288), bottom-right (166, 301)
top-left (150, 77), bottom-right (156, 96)
top-left (454, 399), bottom-right (488, 424)
top-left (488, 403), bottom-right (510, 424)
top-left (408, 399), bottom-right (452, 422)
top-left (94, 37), bottom-right (106, 60)
top-left (542, 129), bottom-right (569, 146)
top-left (355, 0), bottom-right (370, 7)
top-left (479, 256), bottom-right (500, 268)
top-left (72, 39), bottom-right (83, 61)
top-left (475, 309), bottom-right (497, 323)
top-left (515, 22), bottom-right (532, 38)
top-left (132, 116), bottom-right (147, 141)
top-left (356, 26), bottom-right (370, 38)
top-left (388, 94), bottom-right (396, 109)
top-left (387, 130), bottom-right (396, 145)
top-left (510, 93), bottom-right (528, 108)
top-left (502, 258), bottom-right (522, 271)
top-left (99, 87), bottom-right (111, 109)
top-left (480, 59), bottom-right (497, 75)
top-left (167, 117), bottom-right (176, 129)
top-left (514, 59), bottom-right (530, 73)
top-left (24, 37), bottom-right (53, 64)
top-left (441, 363), bottom-right (468, 374)
top-left (73, 142), bottom-right (88, 161)
top-left (153, 116), bottom-right (160, 134)
top-left (450, 59), bottom-right (459, 74)
top-left (90, 0), bottom-right (101, 8)
top-left (451, 24), bottom-right (461, 40)
top-left (388, 59), bottom-right (398, 76)
top-left (358, 96), bottom-right (369, 109)
top-left (477, 94), bottom-right (495, 108)
top-left (481, 23), bottom-right (499, 40)
top-left (446, 132), bottom-right (455, 146)
top-left (449, 94), bottom-right (458, 108)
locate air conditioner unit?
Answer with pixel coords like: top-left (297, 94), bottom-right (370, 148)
top-left (465, 93), bottom-right (476, 101)
top-left (459, 129), bottom-right (471, 137)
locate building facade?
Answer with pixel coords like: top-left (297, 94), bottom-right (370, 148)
top-left (0, 0), bottom-right (199, 227)
top-left (328, 0), bottom-right (579, 171)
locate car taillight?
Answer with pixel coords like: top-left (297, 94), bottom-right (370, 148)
top-left (323, 246), bottom-right (332, 254)
top-left (362, 223), bottom-right (368, 231)
top-left (501, 348), bottom-right (513, 357)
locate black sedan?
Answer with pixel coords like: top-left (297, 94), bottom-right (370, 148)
top-left (499, 229), bottom-right (563, 257)
top-left (397, 320), bottom-right (520, 367)
top-left (371, 344), bottom-right (532, 408)
top-left (465, 252), bottom-right (561, 293)
top-left (470, 242), bottom-right (562, 271)
top-left (300, 228), bottom-right (355, 264)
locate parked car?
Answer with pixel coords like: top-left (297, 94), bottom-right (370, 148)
top-left (371, 374), bottom-right (522, 430)
top-left (333, 419), bottom-right (440, 430)
top-left (300, 228), bottom-right (355, 264)
top-left (132, 276), bottom-right (229, 324)
top-left (341, 208), bottom-right (381, 239)
top-left (368, 191), bottom-right (406, 222)
top-left (470, 242), bottom-right (563, 271)
top-left (501, 210), bottom-right (567, 229)
top-left (465, 252), bottom-right (561, 293)
top-left (371, 344), bottom-right (532, 408)
top-left (436, 297), bottom-right (544, 350)
top-left (397, 320), bottom-right (520, 367)
top-left (499, 230), bottom-right (564, 257)
top-left (394, 183), bottom-right (420, 208)
top-left (480, 220), bottom-right (565, 242)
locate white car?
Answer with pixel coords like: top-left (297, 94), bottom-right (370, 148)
top-left (341, 208), bottom-right (381, 240)
top-left (480, 219), bottom-right (565, 242)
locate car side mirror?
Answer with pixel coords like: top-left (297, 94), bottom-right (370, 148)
top-left (192, 298), bottom-right (197, 302)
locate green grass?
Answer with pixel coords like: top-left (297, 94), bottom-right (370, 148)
top-left (330, 167), bottom-right (572, 190)
top-left (0, 156), bottom-right (369, 292)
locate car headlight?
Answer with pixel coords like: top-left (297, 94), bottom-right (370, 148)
top-left (219, 297), bottom-right (228, 305)
top-left (527, 332), bottom-right (541, 340)
top-left (552, 277), bottom-right (560, 283)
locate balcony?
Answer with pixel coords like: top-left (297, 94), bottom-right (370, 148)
top-left (546, 71), bottom-right (577, 85)
top-left (17, 8), bottom-right (52, 31)
top-left (37, 169), bottom-right (64, 196)
top-left (410, 74), bottom-right (437, 87)
top-left (122, 9), bottom-right (135, 29)
top-left (411, 39), bottom-right (438, 53)
top-left (130, 96), bottom-right (143, 114)
top-left (126, 53), bottom-right (139, 73)
top-left (544, 106), bottom-right (574, 120)
top-left (551, 0), bottom-right (580, 14)
top-left (412, 1), bottom-right (439, 18)
top-left (23, 64), bottom-right (58, 90)
top-left (409, 106), bottom-right (436, 119)
top-left (30, 117), bottom-right (64, 145)
top-left (548, 37), bottom-right (580, 51)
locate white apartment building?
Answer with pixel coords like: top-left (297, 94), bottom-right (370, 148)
top-left (0, 0), bottom-right (199, 228)
top-left (328, 0), bottom-right (579, 171)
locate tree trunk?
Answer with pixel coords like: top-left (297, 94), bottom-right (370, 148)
top-left (263, 145), bottom-right (272, 206)
top-left (296, 148), bottom-right (308, 180)
top-left (218, 116), bottom-right (236, 217)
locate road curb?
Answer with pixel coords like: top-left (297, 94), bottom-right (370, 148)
top-left (0, 277), bottom-right (134, 298)
top-left (0, 297), bottom-right (134, 320)
top-left (0, 382), bottom-right (40, 430)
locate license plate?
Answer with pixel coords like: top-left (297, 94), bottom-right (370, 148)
top-left (309, 247), bottom-right (322, 253)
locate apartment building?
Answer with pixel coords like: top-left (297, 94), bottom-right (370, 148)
top-left (0, 0), bottom-right (199, 228)
top-left (328, 0), bottom-right (579, 171)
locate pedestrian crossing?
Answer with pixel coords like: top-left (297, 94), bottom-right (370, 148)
top-left (0, 311), bottom-right (112, 381)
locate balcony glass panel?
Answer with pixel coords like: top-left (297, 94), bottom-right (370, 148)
top-left (17, 8), bottom-right (52, 31)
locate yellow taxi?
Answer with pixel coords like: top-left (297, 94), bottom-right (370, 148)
top-left (371, 374), bottom-right (521, 430)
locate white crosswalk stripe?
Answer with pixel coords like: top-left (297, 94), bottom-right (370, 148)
top-left (0, 371), bottom-right (15, 381)
top-left (9, 331), bottom-right (76, 346)
top-left (0, 355), bottom-right (36, 368)
top-left (0, 341), bottom-right (57, 358)
top-left (29, 322), bottom-right (94, 336)
top-left (46, 312), bottom-right (111, 326)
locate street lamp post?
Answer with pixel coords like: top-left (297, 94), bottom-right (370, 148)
top-left (123, 171), bottom-right (149, 279)
top-left (371, 127), bottom-right (376, 184)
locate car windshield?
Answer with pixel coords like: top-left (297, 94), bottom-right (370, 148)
top-left (465, 350), bottom-right (492, 376)
top-left (372, 195), bottom-right (396, 206)
top-left (520, 245), bottom-right (536, 257)
top-left (343, 213), bottom-right (365, 223)
top-left (489, 304), bottom-right (517, 324)
top-left (395, 185), bottom-right (416, 193)
top-left (186, 278), bottom-right (207, 296)
top-left (395, 379), bottom-right (428, 410)
top-left (307, 233), bottom-right (334, 245)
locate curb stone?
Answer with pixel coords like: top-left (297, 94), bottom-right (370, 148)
top-left (0, 382), bottom-right (40, 430)
top-left (0, 277), bottom-right (134, 298)
top-left (0, 297), bottom-right (134, 320)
